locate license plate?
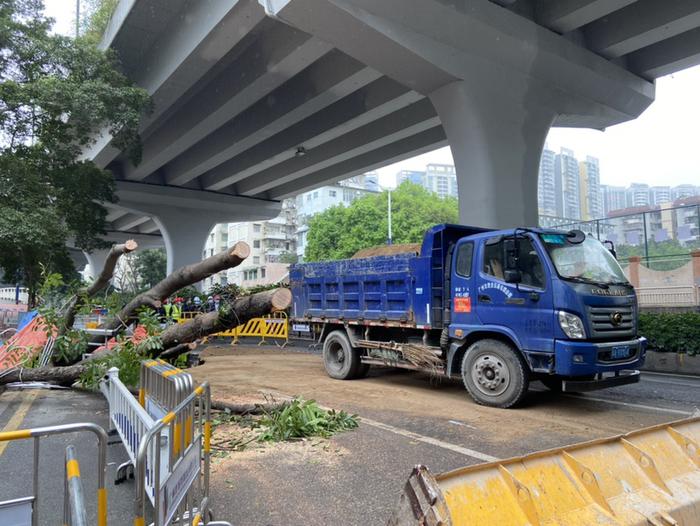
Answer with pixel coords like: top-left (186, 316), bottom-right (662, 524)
top-left (611, 345), bottom-right (631, 359)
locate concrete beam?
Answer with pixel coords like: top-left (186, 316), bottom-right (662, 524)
top-left (111, 213), bottom-right (151, 232)
top-left (137, 219), bottom-right (161, 235)
top-left (200, 77), bottom-right (420, 191)
top-left (264, 0), bottom-right (654, 126)
top-left (103, 230), bottom-right (164, 249)
top-left (85, 0), bottom-right (267, 168)
top-left (114, 180), bottom-right (281, 219)
top-left (626, 26), bottom-right (700, 79)
top-left (269, 126), bottom-right (447, 199)
top-left (164, 51), bottom-right (379, 186)
top-left (105, 208), bottom-right (129, 222)
top-left (123, 27), bottom-right (330, 181)
top-left (235, 98), bottom-right (439, 196)
top-left (585, 0), bottom-right (700, 58)
top-left (535, 0), bottom-right (637, 33)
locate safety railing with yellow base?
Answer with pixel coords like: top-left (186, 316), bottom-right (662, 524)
top-left (0, 422), bottom-right (107, 526)
top-left (177, 311), bottom-right (289, 346)
top-left (389, 415), bottom-right (700, 526)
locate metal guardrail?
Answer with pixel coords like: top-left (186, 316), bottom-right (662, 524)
top-left (64, 445), bottom-right (88, 526)
top-left (178, 311), bottom-right (289, 346)
top-left (636, 285), bottom-right (700, 306)
top-left (0, 422), bottom-right (107, 526)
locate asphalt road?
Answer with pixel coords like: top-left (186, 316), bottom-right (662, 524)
top-left (0, 348), bottom-right (698, 526)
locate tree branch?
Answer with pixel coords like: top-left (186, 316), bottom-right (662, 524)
top-left (59, 240), bottom-right (138, 336)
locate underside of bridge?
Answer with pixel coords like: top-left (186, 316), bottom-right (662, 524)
top-left (86, 0), bottom-right (700, 269)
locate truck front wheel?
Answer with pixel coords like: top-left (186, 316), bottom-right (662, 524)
top-left (461, 339), bottom-right (529, 408)
top-left (323, 330), bottom-right (366, 380)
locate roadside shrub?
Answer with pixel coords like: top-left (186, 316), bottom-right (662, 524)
top-left (639, 312), bottom-right (700, 355)
top-left (258, 398), bottom-right (358, 441)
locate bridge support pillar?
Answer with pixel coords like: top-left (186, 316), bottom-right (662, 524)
top-left (151, 210), bottom-right (214, 277)
top-left (428, 80), bottom-right (555, 230)
top-left (84, 249), bottom-right (112, 282)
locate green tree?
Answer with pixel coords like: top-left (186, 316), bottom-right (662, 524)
top-left (0, 0), bottom-right (150, 304)
top-left (305, 182), bottom-right (458, 261)
top-left (134, 249), bottom-right (166, 290)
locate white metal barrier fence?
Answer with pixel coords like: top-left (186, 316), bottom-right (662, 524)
top-left (101, 362), bottom-right (231, 526)
top-left (636, 285), bottom-right (700, 307)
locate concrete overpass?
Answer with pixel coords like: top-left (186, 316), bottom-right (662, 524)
top-left (86, 0), bottom-right (700, 271)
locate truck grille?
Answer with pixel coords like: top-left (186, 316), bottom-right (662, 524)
top-left (587, 305), bottom-right (636, 339)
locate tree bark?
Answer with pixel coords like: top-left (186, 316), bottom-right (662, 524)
top-left (0, 365), bottom-right (87, 386)
top-left (159, 287), bottom-right (292, 351)
top-left (101, 241), bottom-right (250, 335)
top-left (60, 240), bottom-right (138, 336)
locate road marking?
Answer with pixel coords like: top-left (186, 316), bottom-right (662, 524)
top-left (360, 416), bottom-right (499, 462)
top-left (564, 394), bottom-right (694, 416)
top-left (0, 390), bottom-right (39, 457)
top-left (260, 388), bottom-right (499, 461)
top-left (448, 419), bottom-right (476, 429)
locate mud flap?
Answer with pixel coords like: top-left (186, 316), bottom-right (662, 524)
top-left (390, 416), bottom-right (700, 525)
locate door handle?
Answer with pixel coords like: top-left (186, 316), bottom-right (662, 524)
top-left (478, 294), bottom-right (491, 303)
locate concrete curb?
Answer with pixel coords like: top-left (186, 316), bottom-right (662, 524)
top-left (642, 350), bottom-right (700, 376)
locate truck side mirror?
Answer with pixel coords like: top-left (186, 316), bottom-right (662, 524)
top-left (503, 238), bottom-right (522, 284)
top-left (603, 240), bottom-right (617, 259)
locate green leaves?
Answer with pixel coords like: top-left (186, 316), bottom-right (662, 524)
top-left (304, 182), bottom-right (459, 261)
top-left (257, 397), bottom-right (359, 442)
top-left (0, 0), bottom-right (150, 303)
top-left (639, 312), bottom-right (700, 355)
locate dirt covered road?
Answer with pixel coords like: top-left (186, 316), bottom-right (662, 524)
top-left (192, 343), bottom-right (695, 525)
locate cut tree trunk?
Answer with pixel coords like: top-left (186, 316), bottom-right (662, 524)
top-left (97, 241), bottom-right (250, 337)
top-left (0, 365), bottom-right (87, 386)
top-left (60, 240), bottom-right (138, 336)
top-left (157, 288), bottom-right (292, 355)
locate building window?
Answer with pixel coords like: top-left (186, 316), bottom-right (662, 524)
top-left (253, 256), bottom-right (260, 264)
top-left (313, 191), bottom-right (319, 199)
top-left (254, 240), bottom-right (260, 248)
top-left (253, 224), bottom-right (261, 233)
top-left (329, 190), bottom-right (336, 197)
top-left (261, 268), bottom-right (266, 278)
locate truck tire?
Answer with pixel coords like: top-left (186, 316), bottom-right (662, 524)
top-left (323, 330), bottom-right (364, 380)
top-left (461, 339), bottom-right (529, 408)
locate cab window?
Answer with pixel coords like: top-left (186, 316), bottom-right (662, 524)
top-left (455, 242), bottom-right (473, 277)
top-left (482, 237), bottom-right (545, 289)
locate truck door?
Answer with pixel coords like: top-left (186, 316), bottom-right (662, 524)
top-left (476, 235), bottom-right (555, 353)
top-left (449, 240), bottom-right (479, 332)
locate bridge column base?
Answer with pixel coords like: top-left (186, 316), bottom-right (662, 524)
top-left (429, 80), bottom-right (556, 230)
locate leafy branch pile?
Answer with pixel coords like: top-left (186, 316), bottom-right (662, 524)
top-left (639, 312), bottom-right (700, 355)
top-left (257, 398), bottom-right (358, 441)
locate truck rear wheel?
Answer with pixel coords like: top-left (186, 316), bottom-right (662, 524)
top-left (323, 330), bottom-right (365, 380)
top-left (461, 339), bottom-right (529, 408)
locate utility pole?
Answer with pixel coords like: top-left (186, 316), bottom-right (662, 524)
top-left (387, 190), bottom-right (393, 245)
top-left (75, 0), bottom-right (80, 38)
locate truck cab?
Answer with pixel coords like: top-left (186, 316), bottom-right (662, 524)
top-left (447, 228), bottom-right (645, 407)
top-left (290, 224), bottom-right (645, 408)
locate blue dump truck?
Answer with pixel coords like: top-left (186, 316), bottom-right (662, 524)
top-left (290, 224), bottom-right (646, 408)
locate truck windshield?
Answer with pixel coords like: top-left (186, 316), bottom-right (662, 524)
top-left (539, 234), bottom-right (628, 285)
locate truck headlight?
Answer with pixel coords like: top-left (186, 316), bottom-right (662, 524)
top-left (558, 311), bottom-right (586, 339)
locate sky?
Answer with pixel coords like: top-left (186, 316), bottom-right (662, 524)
top-left (44, 1), bottom-right (700, 191)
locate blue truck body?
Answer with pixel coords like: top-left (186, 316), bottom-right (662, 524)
top-left (291, 224), bottom-right (646, 407)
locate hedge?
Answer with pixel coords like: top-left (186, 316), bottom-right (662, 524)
top-left (639, 312), bottom-right (700, 355)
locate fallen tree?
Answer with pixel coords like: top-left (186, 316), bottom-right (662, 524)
top-left (101, 241), bottom-right (251, 336)
top-left (60, 240), bottom-right (138, 336)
